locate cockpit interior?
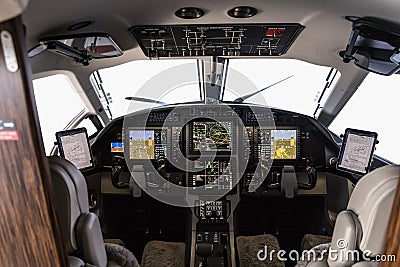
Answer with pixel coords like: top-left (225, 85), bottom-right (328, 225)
top-left (1, 0), bottom-right (400, 267)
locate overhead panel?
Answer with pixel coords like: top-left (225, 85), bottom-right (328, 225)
top-left (130, 24), bottom-right (304, 58)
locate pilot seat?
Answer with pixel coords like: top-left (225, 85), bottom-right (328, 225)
top-left (48, 156), bottom-right (186, 267)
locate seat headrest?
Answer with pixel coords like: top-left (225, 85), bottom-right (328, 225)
top-left (348, 165), bottom-right (400, 254)
top-left (48, 156), bottom-right (89, 254)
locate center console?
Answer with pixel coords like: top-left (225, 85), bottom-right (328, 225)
top-left (191, 198), bottom-right (238, 267)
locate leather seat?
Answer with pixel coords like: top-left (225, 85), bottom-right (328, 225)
top-left (48, 156), bottom-right (138, 267)
top-left (305, 165), bottom-right (400, 267)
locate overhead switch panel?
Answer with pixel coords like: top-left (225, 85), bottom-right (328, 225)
top-left (130, 24), bottom-right (304, 58)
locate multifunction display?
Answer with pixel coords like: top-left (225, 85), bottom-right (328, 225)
top-left (192, 121), bottom-right (233, 152)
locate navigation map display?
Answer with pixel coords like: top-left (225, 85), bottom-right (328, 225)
top-left (129, 129), bottom-right (167, 159)
top-left (56, 128), bottom-right (93, 170)
top-left (337, 128), bottom-right (377, 175)
top-left (192, 121), bottom-right (232, 151)
top-left (190, 160), bottom-right (233, 191)
top-left (257, 128), bottom-right (297, 160)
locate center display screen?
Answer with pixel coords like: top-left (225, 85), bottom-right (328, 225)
top-left (128, 129), bottom-right (167, 159)
top-left (190, 160), bottom-right (234, 191)
top-left (256, 128), bottom-right (297, 160)
top-left (192, 121), bottom-right (232, 151)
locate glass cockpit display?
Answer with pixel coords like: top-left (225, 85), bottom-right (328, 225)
top-left (128, 129), bottom-right (167, 159)
top-left (111, 142), bottom-right (124, 153)
top-left (256, 128), bottom-right (297, 160)
top-left (198, 200), bottom-right (224, 220)
top-left (337, 128), bottom-right (377, 175)
top-left (190, 160), bottom-right (233, 191)
top-left (192, 121), bottom-right (232, 151)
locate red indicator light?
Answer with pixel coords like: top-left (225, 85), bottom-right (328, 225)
top-left (265, 28), bottom-right (286, 37)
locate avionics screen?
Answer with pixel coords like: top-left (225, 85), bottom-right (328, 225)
top-left (192, 121), bottom-right (232, 151)
top-left (128, 129), bottom-right (167, 159)
top-left (198, 200), bottom-right (224, 220)
top-left (190, 160), bottom-right (233, 191)
top-left (56, 128), bottom-right (93, 170)
top-left (257, 129), bottom-right (297, 160)
top-left (337, 128), bottom-right (377, 175)
top-left (111, 142), bottom-right (124, 153)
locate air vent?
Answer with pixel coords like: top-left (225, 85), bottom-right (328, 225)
top-left (227, 6), bottom-right (258, 18)
top-left (175, 7), bottom-right (204, 19)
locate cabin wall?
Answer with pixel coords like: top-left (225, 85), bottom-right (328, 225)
top-left (0, 16), bottom-right (65, 266)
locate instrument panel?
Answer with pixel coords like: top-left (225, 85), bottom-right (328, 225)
top-left (91, 104), bottom-right (339, 195)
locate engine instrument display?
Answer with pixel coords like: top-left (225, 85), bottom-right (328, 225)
top-left (256, 129), bottom-right (297, 160)
top-left (190, 160), bottom-right (233, 191)
top-left (192, 121), bottom-right (232, 151)
top-left (128, 129), bottom-right (167, 159)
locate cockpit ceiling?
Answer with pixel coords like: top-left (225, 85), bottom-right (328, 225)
top-left (20, 0), bottom-right (400, 78)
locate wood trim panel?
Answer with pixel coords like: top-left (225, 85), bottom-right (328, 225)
top-left (0, 16), bottom-right (66, 266)
top-left (380, 177), bottom-right (400, 266)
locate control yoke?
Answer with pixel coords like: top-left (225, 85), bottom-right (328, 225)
top-left (111, 155), bottom-right (129, 189)
top-left (265, 164), bottom-right (317, 198)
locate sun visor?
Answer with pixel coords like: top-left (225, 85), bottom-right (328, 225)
top-left (341, 16), bottom-right (400, 76)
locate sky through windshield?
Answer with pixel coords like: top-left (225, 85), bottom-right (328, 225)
top-left (95, 59), bottom-right (339, 119)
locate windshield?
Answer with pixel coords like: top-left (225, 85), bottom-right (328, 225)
top-left (227, 59), bottom-right (340, 115)
top-left (92, 59), bottom-right (339, 119)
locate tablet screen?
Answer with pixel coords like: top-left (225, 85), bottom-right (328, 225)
top-left (337, 128), bottom-right (377, 175)
top-left (56, 128), bottom-right (93, 170)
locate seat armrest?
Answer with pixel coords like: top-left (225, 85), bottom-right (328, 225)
top-left (77, 213), bottom-right (108, 267)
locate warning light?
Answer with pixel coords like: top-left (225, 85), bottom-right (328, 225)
top-left (265, 28), bottom-right (286, 37)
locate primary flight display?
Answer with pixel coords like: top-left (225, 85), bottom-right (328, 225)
top-left (257, 129), bottom-right (297, 160)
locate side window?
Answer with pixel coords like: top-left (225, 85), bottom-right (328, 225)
top-left (33, 74), bottom-right (87, 155)
top-left (329, 73), bottom-right (400, 163)
top-left (76, 117), bottom-right (99, 137)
